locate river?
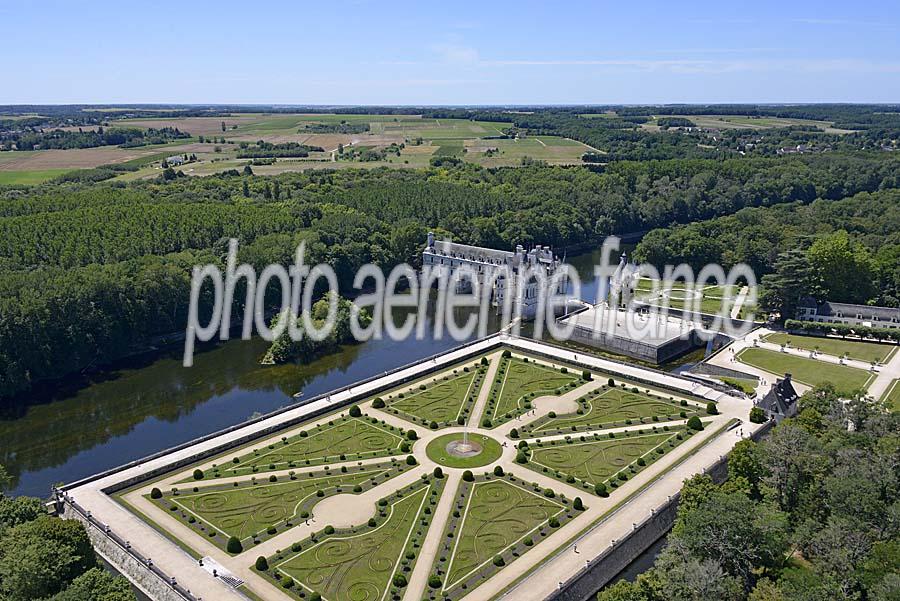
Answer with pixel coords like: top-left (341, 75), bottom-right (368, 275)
top-left (2, 245), bottom-right (689, 498)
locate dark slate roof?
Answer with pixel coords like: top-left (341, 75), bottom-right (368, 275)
top-left (758, 375), bottom-right (800, 416)
top-left (799, 297), bottom-right (900, 322)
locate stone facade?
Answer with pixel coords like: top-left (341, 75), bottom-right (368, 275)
top-left (422, 233), bottom-right (566, 319)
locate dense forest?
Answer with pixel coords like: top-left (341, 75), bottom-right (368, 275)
top-left (0, 126), bottom-right (190, 151)
top-left (0, 464), bottom-right (134, 600)
top-left (633, 190), bottom-right (900, 315)
top-left (598, 385), bottom-right (899, 601)
top-left (1, 149), bottom-right (899, 404)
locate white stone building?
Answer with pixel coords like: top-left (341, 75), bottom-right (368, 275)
top-left (421, 232), bottom-right (566, 319)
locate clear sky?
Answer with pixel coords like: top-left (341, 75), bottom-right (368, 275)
top-left (3, 0), bottom-right (899, 105)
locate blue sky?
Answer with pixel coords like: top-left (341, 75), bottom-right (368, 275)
top-left (3, 0), bottom-right (899, 104)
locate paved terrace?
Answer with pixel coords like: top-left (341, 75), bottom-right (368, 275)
top-left (62, 334), bottom-right (759, 601)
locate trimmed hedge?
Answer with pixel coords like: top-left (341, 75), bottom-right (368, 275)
top-left (784, 319), bottom-right (899, 343)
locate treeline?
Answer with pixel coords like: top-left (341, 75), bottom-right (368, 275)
top-left (784, 320), bottom-right (900, 343)
top-left (616, 103), bottom-right (900, 130)
top-left (0, 126), bottom-right (189, 151)
top-left (0, 465), bottom-right (134, 600)
top-left (301, 122), bottom-right (370, 134)
top-left (599, 384), bottom-right (899, 601)
top-left (1, 152), bottom-right (899, 403)
top-left (237, 141), bottom-right (324, 159)
top-left (633, 189), bottom-right (900, 312)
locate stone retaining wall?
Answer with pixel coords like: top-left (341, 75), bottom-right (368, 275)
top-left (60, 502), bottom-right (195, 601)
top-left (568, 324), bottom-right (699, 364)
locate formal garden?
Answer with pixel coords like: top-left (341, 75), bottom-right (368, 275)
top-left (518, 383), bottom-right (702, 436)
top-left (426, 474), bottom-right (581, 600)
top-left (120, 347), bottom-right (730, 601)
top-left (484, 352), bottom-right (584, 427)
top-left (763, 331), bottom-right (896, 364)
top-left (150, 460), bottom-right (414, 551)
top-left (189, 413), bottom-right (408, 480)
top-left (520, 425), bottom-right (697, 493)
top-left (736, 347), bottom-right (875, 395)
top-left (383, 359), bottom-right (487, 428)
top-left (256, 477), bottom-right (445, 601)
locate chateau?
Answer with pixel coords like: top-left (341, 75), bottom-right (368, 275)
top-left (421, 232), bottom-right (566, 319)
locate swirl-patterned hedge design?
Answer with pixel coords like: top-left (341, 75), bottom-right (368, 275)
top-left (172, 468), bottom-right (386, 541)
top-left (218, 417), bottom-right (404, 477)
top-left (529, 387), bottom-right (694, 434)
top-left (530, 432), bottom-right (676, 485)
top-left (445, 480), bottom-right (563, 587)
top-left (277, 486), bottom-right (430, 601)
top-left (489, 358), bottom-right (581, 424)
top-left (390, 368), bottom-right (479, 424)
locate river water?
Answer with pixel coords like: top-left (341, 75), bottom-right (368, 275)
top-left (2, 246), bottom-right (681, 498)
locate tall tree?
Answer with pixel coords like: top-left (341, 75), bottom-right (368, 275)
top-left (807, 230), bottom-right (875, 304)
top-left (760, 248), bottom-right (815, 321)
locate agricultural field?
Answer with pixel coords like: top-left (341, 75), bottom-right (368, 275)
top-left (0, 169), bottom-right (72, 184)
top-left (736, 347), bottom-right (875, 395)
top-left (521, 385), bottom-right (701, 436)
top-left (0, 112), bottom-right (592, 184)
top-left (762, 332), bottom-right (897, 364)
top-left (639, 114), bottom-right (857, 133)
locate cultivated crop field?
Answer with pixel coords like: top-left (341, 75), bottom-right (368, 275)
top-left (0, 112), bottom-right (592, 184)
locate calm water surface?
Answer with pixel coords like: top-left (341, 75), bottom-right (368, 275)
top-left (2, 246), bottom-right (663, 498)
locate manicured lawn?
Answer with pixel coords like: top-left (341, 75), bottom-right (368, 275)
top-left (158, 462), bottom-right (407, 544)
top-left (442, 479), bottom-right (564, 590)
top-left (269, 479), bottom-right (441, 601)
top-left (425, 433), bottom-right (503, 469)
top-left (387, 365), bottom-right (483, 426)
top-left (524, 386), bottom-right (693, 435)
top-left (737, 348), bottom-right (874, 395)
top-left (882, 380), bottom-right (900, 412)
top-left (199, 416), bottom-right (406, 479)
top-left (487, 357), bottom-right (582, 425)
top-left (528, 430), bottom-right (681, 488)
top-left (763, 332), bottom-right (896, 364)
top-left (721, 377), bottom-right (758, 395)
